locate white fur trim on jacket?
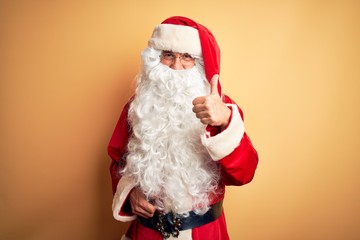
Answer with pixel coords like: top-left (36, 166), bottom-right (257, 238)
top-left (112, 175), bottom-right (137, 222)
top-left (148, 24), bottom-right (202, 57)
top-left (201, 104), bottom-right (245, 161)
top-left (171, 229), bottom-right (192, 240)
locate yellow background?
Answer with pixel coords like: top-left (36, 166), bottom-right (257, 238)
top-left (1, 1), bottom-right (359, 239)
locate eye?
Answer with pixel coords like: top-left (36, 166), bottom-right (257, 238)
top-left (182, 53), bottom-right (194, 61)
top-left (161, 51), bottom-right (175, 59)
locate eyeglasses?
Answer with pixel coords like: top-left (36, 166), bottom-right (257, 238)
top-left (160, 51), bottom-right (195, 64)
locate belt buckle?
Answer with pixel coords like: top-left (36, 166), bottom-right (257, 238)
top-left (156, 212), bottom-right (182, 239)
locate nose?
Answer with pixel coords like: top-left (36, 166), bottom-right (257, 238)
top-left (170, 57), bottom-right (184, 70)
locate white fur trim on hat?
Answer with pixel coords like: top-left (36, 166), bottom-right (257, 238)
top-left (201, 104), bottom-right (245, 161)
top-left (148, 24), bottom-right (202, 57)
top-left (112, 175), bottom-right (137, 222)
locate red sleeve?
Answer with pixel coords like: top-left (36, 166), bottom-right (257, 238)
top-left (219, 133), bottom-right (258, 186)
top-left (219, 95), bottom-right (259, 186)
top-left (108, 99), bottom-right (132, 194)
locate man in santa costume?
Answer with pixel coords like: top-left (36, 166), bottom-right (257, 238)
top-left (108, 16), bottom-right (259, 240)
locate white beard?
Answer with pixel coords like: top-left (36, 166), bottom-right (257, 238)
top-left (123, 48), bottom-right (220, 215)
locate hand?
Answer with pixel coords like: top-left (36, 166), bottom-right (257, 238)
top-left (192, 74), bottom-right (231, 128)
top-left (129, 187), bottom-right (156, 218)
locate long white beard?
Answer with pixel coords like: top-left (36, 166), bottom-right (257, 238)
top-left (123, 48), bottom-right (220, 215)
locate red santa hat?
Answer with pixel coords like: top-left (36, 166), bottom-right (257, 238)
top-left (148, 16), bottom-right (222, 96)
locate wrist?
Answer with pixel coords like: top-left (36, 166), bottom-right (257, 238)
top-left (220, 107), bottom-right (232, 131)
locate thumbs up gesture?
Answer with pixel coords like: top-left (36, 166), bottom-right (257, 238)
top-left (192, 74), bottom-right (231, 128)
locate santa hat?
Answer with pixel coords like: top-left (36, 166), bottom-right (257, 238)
top-left (148, 16), bottom-right (222, 96)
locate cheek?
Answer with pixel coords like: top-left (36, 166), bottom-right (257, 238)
top-left (183, 63), bottom-right (196, 69)
top-left (160, 59), bottom-right (171, 66)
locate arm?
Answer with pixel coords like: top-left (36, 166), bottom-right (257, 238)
top-left (192, 75), bottom-right (258, 186)
top-left (108, 100), bottom-right (131, 194)
top-left (200, 94), bottom-right (259, 186)
top-left (108, 100), bottom-right (137, 221)
top-left (108, 99), bottom-right (156, 221)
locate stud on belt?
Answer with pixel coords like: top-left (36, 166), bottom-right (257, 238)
top-left (138, 200), bottom-right (223, 239)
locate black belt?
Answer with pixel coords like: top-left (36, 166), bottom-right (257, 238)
top-left (138, 200), bottom-right (223, 239)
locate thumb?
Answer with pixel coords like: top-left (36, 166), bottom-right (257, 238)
top-left (210, 74), bottom-right (220, 96)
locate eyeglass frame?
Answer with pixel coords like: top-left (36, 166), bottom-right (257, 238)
top-left (159, 50), bottom-right (196, 65)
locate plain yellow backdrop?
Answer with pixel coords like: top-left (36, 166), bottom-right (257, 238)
top-left (1, 1), bottom-right (359, 239)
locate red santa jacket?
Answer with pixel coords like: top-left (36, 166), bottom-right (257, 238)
top-left (108, 94), bottom-right (258, 240)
